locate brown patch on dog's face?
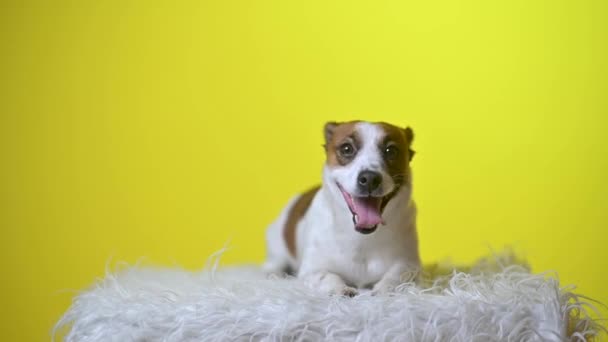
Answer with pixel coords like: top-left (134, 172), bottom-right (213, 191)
top-left (376, 123), bottom-right (415, 210)
top-left (324, 121), bottom-right (361, 167)
top-left (377, 123), bottom-right (415, 185)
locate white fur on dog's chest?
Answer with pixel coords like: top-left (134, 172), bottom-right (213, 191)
top-left (326, 241), bottom-right (403, 287)
top-left (296, 187), bottom-right (418, 288)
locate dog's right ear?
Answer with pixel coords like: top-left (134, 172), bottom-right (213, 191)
top-left (403, 126), bottom-right (414, 144)
top-left (404, 126), bottom-right (415, 161)
top-left (324, 121), bottom-right (339, 145)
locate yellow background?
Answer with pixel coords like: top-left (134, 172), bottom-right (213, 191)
top-left (1, 0), bottom-right (607, 340)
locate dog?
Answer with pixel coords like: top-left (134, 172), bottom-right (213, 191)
top-left (263, 121), bottom-right (420, 296)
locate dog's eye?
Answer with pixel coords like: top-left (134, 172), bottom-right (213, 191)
top-left (339, 143), bottom-right (356, 157)
top-left (384, 145), bottom-right (399, 160)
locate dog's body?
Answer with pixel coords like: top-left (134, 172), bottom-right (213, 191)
top-left (264, 121), bottom-right (420, 296)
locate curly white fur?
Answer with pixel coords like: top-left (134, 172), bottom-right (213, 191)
top-left (54, 253), bottom-right (604, 341)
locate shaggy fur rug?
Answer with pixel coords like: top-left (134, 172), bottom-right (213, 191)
top-left (54, 252), bottom-right (604, 341)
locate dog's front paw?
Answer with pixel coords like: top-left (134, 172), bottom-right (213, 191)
top-left (331, 285), bottom-right (358, 297)
top-left (303, 271), bottom-right (358, 297)
top-left (342, 286), bottom-right (359, 297)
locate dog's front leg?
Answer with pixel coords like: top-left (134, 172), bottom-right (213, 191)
top-left (301, 271), bottom-right (358, 297)
top-left (372, 262), bottom-right (419, 294)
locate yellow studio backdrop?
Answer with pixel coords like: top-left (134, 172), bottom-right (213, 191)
top-left (1, 0), bottom-right (607, 340)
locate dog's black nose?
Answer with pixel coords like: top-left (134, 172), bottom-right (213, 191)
top-left (357, 170), bottom-right (382, 193)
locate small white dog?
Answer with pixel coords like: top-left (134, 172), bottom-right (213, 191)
top-left (264, 121), bottom-right (420, 296)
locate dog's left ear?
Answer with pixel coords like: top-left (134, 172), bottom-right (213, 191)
top-left (404, 126), bottom-right (415, 161)
top-left (324, 121), bottom-right (339, 145)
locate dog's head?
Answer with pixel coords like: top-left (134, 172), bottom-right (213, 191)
top-left (323, 121), bottom-right (415, 234)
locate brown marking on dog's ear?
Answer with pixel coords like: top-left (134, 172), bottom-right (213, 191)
top-left (324, 122), bottom-right (339, 146)
top-left (404, 126), bottom-right (415, 161)
top-left (324, 121), bottom-right (360, 167)
top-left (284, 186), bottom-right (320, 258)
top-left (404, 126), bottom-right (414, 143)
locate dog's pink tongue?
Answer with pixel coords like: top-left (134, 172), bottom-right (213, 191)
top-left (352, 197), bottom-right (383, 228)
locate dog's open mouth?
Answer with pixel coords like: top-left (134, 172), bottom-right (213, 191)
top-left (337, 184), bottom-right (387, 234)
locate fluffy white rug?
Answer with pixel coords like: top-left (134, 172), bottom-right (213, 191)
top-left (54, 252), bottom-right (603, 341)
